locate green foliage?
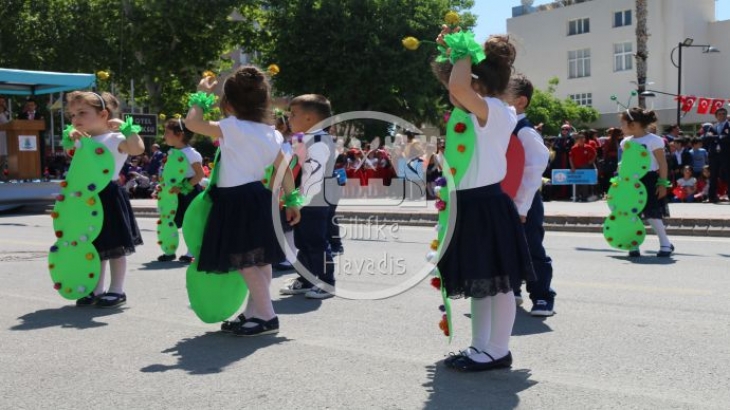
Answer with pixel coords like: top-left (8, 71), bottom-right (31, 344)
top-left (264, 0), bottom-right (475, 138)
top-left (526, 77), bottom-right (600, 135)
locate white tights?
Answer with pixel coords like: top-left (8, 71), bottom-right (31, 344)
top-left (240, 265), bottom-right (276, 327)
top-left (469, 291), bottom-right (516, 363)
top-left (92, 256), bottom-right (127, 295)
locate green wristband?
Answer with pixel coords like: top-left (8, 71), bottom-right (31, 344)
top-left (119, 116), bottom-right (142, 138)
top-left (188, 91), bottom-right (216, 114)
top-left (657, 178), bottom-right (671, 188)
top-left (62, 125), bottom-right (76, 149)
top-left (282, 189), bottom-right (305, 208)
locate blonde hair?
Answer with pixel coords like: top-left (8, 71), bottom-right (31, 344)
top-left (66, 91), bottom-right (120, 118)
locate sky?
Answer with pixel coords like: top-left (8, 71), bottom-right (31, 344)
top-left (472, 0), bottom-right (730, 40)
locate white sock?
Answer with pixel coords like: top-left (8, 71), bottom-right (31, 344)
top-left (240, 265), bottom-right (276, 327)
top-left (469, 292), bottom-right (515, 363)
top-left (647, 218), bottom-right (671, 248)
top-left (484, 291), bottom-right (516, 360)
top-left (107, 256), bottom-right (127, 295)
top-left (93, 260), bottom-right (108, 295)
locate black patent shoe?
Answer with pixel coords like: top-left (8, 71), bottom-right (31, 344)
top-left (157, 254), bottom-right (176, 262)
top-left (628, 250), bottom-right (641, 258)
top-left (220, 313), bottom-right (246, 333)
top-left (233, 317), bottom-right (279, 337)
top-left (96, 292), bottom-right (127, 308)
top-left (450, 351), bottom-right (513, 372)
top-left (444, 347), bottom-right (480, 368)
top-left (657, 244), bottom-right (675, 257)
top-left (76, 293), bottom-right (100, 307)
top-left (178, 255), bottom-right (194, 264)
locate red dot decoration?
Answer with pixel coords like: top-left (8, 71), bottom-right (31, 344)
top-left (454, 122), bottom-right (467, 133)
top-left (450, 168), bottom-right (456, 176)
top-left (53, 282), bottom-right (61, 290)
top-left (60, 181), bottom-right (68, 188)
top-left (50, 211), bottom-right (59, 219)
top-left (103, 169), bottom-right (109, 174)
top-left (457, 144), bottom-right (466, 153)
top-left (57, 194), bottom-right (65, 201)
top-left (55, 230), bottom-right (63, 238)
top-left (95, 148), bottom-right (105, 155)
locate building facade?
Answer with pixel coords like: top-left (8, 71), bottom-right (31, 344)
top-left (507, 0), bottom-right (728, 129)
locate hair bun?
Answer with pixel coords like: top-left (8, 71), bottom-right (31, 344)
top-left (483, 35), bottom-right (516, 68)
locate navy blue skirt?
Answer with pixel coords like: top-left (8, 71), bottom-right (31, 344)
top-left (640, 171), bottom-right (670, 219)
top-left (197, 182), bottom-right (285, 273)
top-left (437, 183), bottom-right (535, 299)
top-left (174, 185), bottom-right (202, 228)
top-left (93, 182), bottom-right (143, 260)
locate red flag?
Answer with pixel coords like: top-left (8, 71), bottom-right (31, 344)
top-left (710, 99), bottom-right (727, 115)
top-left (677, 95), bottom-right (697, 113)
top-left (697, 97), bottom-right (712, 115)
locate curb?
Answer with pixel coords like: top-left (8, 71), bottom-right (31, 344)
top-left (122, 206), bottom-right (730, 237)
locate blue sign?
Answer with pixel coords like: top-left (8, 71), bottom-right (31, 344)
top-left (551, 169), bottom-right (597, 185)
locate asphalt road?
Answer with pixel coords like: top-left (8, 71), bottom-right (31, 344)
top-left (1, 212), bottom-right (729, 409)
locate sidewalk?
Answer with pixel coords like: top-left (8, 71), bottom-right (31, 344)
top-left (126, 197), bottom-right (730, 237)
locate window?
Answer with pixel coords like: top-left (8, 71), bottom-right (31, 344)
top-left (614, 42), bottom-right (633, 72)
top-left (569, 93), bottom-right (593, 107)
top-left (568, 18), bottom-right (590, 36)
top-left (614, 10), bottom-right (632, 27)
top-left (568, 48), bottom-right (591, 78)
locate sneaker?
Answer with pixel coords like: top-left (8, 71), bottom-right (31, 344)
top-left (233, 317), bottom-right (279, 337)
top-left (514, 294), bottom-right (524, 307)
top-left (96, 292), bottom-right (126, 308)
top-left (331, 245), bottom-right (345, 256)
top-left (279, 278), bottom-right (312, 295)
top-left (305, 286), bottom-right (335, 299)
top-left (657, 244), bottom-right (675, 258)
top-left (157, 254), bottom-right (176, 262)
top-left (530, 299), bottom-right (554, 317)
top-left (178, 255), bottom-right (194, 264)
top-left (76, 292), bottom-right (100, 307)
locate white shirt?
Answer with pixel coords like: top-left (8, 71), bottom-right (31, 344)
top-left (513, 114), bottom-right (550, 217)
top-left (459, 97), bottom-right (517, 190)
top-left (180, 146), bottom-right (203, 178)
top-left (620, 133), bottom-right (665, 172)
top-left (92, 132), bottom-right (127, 181)
top-left (217, 117), bottom-right (282, 188)
top-left (300, 131), bottom-right (336, 207)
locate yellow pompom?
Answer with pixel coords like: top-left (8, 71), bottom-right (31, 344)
top-left (402, 37), bottom-right (420, 51)
top-left (444, 11), bottom-right (460, 26)
top-left (430, 239), bottom-right (439, 251)
top-left (173, 113), bottom-right (182, 119)
top-left (267, 64), bottom-right (280, 76)
top-left (158, 113), bottom-right (166, 120)
top-left (96, 71), bottom-right (110, 81)
top-left (203, 70), bottom-right (216, 79)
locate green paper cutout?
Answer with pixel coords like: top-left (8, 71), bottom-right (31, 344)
top-left (119, 116), bottom-right (142, 138)
top-left (48, 137), bottom-right (114, 300)
top-left (186, 261), bottom-right (248, 323)
top-left (436, 31), bottom-right (486, 64)
top-left (156, 149), bottom-right (190, 256)
top-left (444, 108), bottom-right (475, 188)
top-left (187, 91), bottom-right (216, 114)
top-left (603, 141), bottom-right (651, 249)
top-left (182, 149), bottom-right (248, 323)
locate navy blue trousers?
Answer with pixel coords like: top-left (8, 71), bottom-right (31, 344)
top-left (513, 192), bottom-right (555, 302)
top-left (294, 206), bottom-right (335, 286)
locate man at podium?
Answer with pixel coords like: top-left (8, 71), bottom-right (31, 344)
top-left (16, 99), bottom-right (44, 121)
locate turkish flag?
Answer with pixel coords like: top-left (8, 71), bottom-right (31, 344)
top-left (697, 97), bottom-right (712, 115)
top-left (677, 95), bottom-right (697, 113)
top-left (710, 99), bottom-right (726, 115)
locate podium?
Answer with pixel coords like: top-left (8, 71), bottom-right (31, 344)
top-left (0, 120), bottom-right (45, 179)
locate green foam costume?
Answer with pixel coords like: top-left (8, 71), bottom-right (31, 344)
top-left (182, 150), bottom-right (248, 323)
top-left (602, 140), bottom-right (652, 250)
top-left (156, 149), bottom-right (191, 256)
top-left (48, 131), bottom-right (114, 300)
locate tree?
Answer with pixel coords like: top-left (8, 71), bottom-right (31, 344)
top-left (635, 0), bottom-right (649, 109)
top-left (262, 0), bottom-right (476, 138)
top-left (526, 77), bottom-right (600, 136)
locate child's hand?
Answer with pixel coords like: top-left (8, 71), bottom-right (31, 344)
top-left (436, 24), bottom-right (461, 47)
top-left (657, 185), bottom-right (667, 199)
top-left (68, 128), bottom-right (89, 141)
top-left (197, 76), bottom-right (218, 93)
top-left (107, 118), bottom-right (123, 131)
top-left (286, 207), bottom-right (301, 226)
top-left (169, 186), bottom-right (181, 194)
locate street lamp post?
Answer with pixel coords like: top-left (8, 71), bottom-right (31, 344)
top-left (671, 38), bottom-right (720, 126)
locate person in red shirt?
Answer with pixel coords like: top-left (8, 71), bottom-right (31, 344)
top-left (570, 132), bottom-right (597, 202)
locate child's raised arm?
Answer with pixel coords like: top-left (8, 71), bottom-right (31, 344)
top-left (185, 77), bottom-right (222, 139)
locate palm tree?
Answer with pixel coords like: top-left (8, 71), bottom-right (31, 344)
top-left (636, 0), bottom-right (649, 108)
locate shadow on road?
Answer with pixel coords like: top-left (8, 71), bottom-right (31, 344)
top-left (273, 295), bottom-right (322, 315)
top-left (139, 261), bottom-right (188, 271)
top-left (608, 255), bottom-right (677, 265)
top-left (513, 309), bottom-right (553, 336)
top-left (140, 331), bottom-right (289, 375)
top-left (10, 305), bottom-right (124, 331)
top-left (422, 363), bottom-right (536, 409)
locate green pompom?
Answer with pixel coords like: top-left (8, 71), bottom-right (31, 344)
top-left (119, 116), bottom-right (142, 138)
top-left (442, 31), bottom-right (486, 64)
top-left (188, 91), bottom-right (216, 114)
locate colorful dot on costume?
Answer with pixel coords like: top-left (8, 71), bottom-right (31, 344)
top-left (77, 286), bottom-right (86, 293)
top-left (88, 273), bottom-right (95, 278)
top-left (60, 181), bottom-right (68, 188)
top-left (430, 277), bottom-right (441, 289)
top-left (88, 184), bottom-right (96, 191)
top-left (53, 282), bottom-right (61, 290)
top-left (103, 169), bottom-right (110, 174)
top-left (57, 194), bottom-right (65, 201)
top-left (49, 264), bottom-right (55, 270)
top-left (457, 144), bottom-right (466, 153)
top-left (50, 211), bottom-right (59, 219)
top-left (178, 157), bottom-right (184, 162)
top-left (71, 241), bottom-right (78, 246)
top-left (50, 245), bottom-right (58, 252)
top-left (450, 167), bottom-right (456, 176)
top-left (55, 230), bottom-right (63, 238)
top-left (92, 211), bottom-right (98, 217)
top-left (74, 191), bottom-right (82, 197)
top-left (435, 200), bottom-right (446, 211)
top-left (86, 198), bottom-right (96, 206)
top-left (430, 239), bottom-right (439, 250)
top-left (85, 253), bottom-right (94, 261)
top-left (95, 148), bottom-right (105, 155)
top-left (454, 122), bottom-right (467, 133)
